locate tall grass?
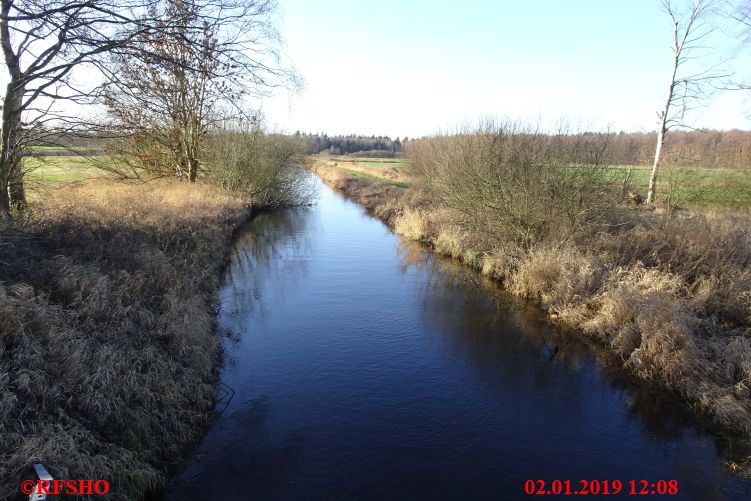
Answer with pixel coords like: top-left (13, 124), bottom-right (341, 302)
top-left (0, 180), bottom-right (250, 499)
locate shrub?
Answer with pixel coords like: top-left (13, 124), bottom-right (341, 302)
top-left (207, 126), bottom-right (314, 207)
top-left (394, 208), bottom-right (429, 241)
top-left (406, 120), bottom-right (620, 249)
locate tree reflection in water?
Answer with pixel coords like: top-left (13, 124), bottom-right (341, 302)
top-left (394, 238), bottom-right (751, 469)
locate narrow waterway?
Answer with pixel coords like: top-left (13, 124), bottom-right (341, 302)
top-left (168, 177), bottom-right (750, 500)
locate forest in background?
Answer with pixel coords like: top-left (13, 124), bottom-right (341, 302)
top-left (32, 127), bottom-right (751, 169)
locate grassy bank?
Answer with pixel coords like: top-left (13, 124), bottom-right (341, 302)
top-left (312, 160), bottom-right (751, 473)
top-left (0, 179), bottom-right (251, 499)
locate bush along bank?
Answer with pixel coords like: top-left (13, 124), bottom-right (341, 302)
top-left (312, 160), bottom-right (751, 475)
top-left (0, 179), bottom-right (252, 500)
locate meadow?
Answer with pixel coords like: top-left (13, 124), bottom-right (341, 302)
top-left (608, 165), bottom-right (751, 208)
top-left (315, 156), bottom-right (412, 188)
top-left (24, 155), bottom-right (110, 184)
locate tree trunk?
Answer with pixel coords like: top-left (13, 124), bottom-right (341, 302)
top-left (0, 81), bottom-right (24, 213)
top-left (0, 179), bottom-right (9, 216)
top-left (188, 157), bottom-right (198, 182)
top-left (9, 163), bottom-right (25, 209)
top-left (0, 2), bottom-right (26, 214)
top-left (647, 70), bottom-right (677, 205)
top-left (646, 119), bottom-right (666, 205)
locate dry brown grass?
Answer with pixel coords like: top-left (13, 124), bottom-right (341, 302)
top-left (595, 212), bottom-right (751, 327)
top-left (510, 246), bottom-right (604, 310)
top-left (313, 161), bottom-right (751, 471)
top-left (394, 209), bottom-right (429, 242)
top-left (0, 179), bottom-right (250, 500)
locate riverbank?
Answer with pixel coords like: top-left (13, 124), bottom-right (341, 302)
top-left (312, 161), bottom-right (751, 474)
top-left (0, 179), bottom-right (252, 499)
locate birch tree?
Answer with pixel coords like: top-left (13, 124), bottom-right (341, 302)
top-left (646, 0), bottom-right (719, 204)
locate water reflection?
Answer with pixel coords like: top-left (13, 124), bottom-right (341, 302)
top-left (395, 238), bottom-right (748, 483)
top-left (220, 208), bottom-right (314, 334)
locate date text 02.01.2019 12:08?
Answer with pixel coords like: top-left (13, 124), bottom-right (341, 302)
top-left (524, 479), bottom-right (679, 496)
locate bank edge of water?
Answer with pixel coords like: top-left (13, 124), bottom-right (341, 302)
top-left (312, 163), bottom-right (751, 476)
top-left (0, 180), bottom-right (258, 500)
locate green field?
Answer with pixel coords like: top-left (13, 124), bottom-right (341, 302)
top-left (608, 165), bottom-right (751, 208)
top-left (24, 155), bottom-right (110, 184)
top-left (29, 145), bottom-right (102, 155)
top-left (319, 156), bottom-right (751, 208)
top-left (326, 156), bottom-right (411, 171)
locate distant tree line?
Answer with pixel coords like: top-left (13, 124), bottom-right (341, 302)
top-left (509, 129), bottom-right (751, 170)
top-left (294, 132), bottom-right (407, 156)
top-left (604, 129), bottom-right (751, 169)
top-left (32, 128), bottom-right (751, 171)
top-left (297, 128), bottom-right (751, 169)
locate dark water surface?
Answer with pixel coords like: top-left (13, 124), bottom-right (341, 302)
top-left (168, 178), bottom-right (750, 500)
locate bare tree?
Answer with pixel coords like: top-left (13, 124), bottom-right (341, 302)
top-left (646, 0), bottom-right (722, 205)
top-left (104, 0), bottom-right (223, 182)
top-left (102, 0), bottom-right (298, 183)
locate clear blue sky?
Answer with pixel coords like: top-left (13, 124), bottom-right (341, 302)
top-left (262, 0), bottom-right (750, 138)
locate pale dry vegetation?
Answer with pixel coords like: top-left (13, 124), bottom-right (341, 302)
top-left (313, 123), bottom-right (751, 469)
top-left (0, 179), bottom-right (250, 499)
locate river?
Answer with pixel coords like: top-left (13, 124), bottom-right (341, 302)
top-left (167, 176), bottom-right (750, 500)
